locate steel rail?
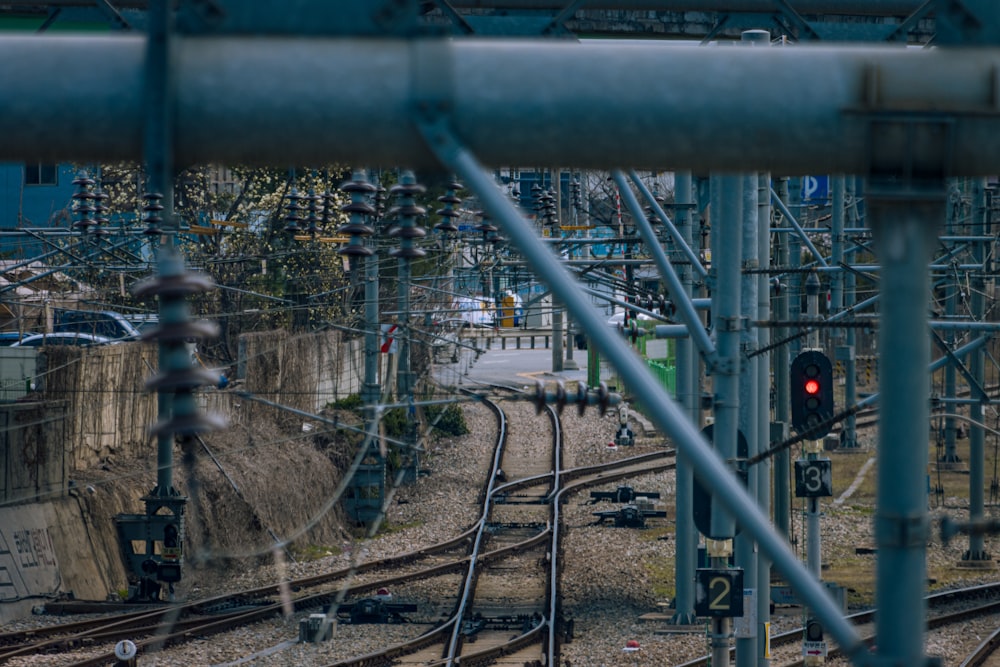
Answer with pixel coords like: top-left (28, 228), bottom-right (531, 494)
top-left (676, 582), bottom-right (1000, 667)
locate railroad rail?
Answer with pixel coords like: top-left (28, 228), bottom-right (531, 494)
top-left (3, 393), bottom-right (673, 667)
top-left (676, 582), bottom-right (1000, 667)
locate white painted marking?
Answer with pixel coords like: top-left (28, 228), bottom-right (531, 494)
top-left (834, 456), bottom-right (875, 506)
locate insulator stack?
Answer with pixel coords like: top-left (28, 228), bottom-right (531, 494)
top-left (533, 380), bottom-right (615, 416)
top-left (388, 171), bottom-right (427, 260)
top-left (434, 179), bottom-right (463, 234)
top-left (531, 183), bottom-right (544, 218)
top-left (132, 249), bottom-right (225, 438)
top-left (92, 185), bottom-right (110, 237)
top-left (142, 192), bottom-right (165, 236)
top-left (338, 171), bottom-right (376, 261)
top-left (474, 211), bottom-right (499, 244)
top-left (305, 186), bottom-right (322, 237)
top-left (571, 179), bottom-right (583, 212)
top-left (71, 172), bottom-right (96, 233)
top-left (321, 184), bottom-right (335, 229)
top-left (374, 185), bottom-right (388, 221)
top-left (283, 186), bottom-right (304, 234)
top-left (541, 189), bottom-right (557, 226)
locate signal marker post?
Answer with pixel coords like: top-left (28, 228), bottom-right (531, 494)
top-left (791, 349), bottom-right (834, 665)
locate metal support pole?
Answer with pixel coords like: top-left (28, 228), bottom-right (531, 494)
top-left (829, 175), bottom-right (845, 324)
top-left (942, 182), bottom-right (961, 465)
top-left (965, 177), bottom-right (991, 565)
top-left (773, 177), bottom-right (791, 538)
top-left (842, 177), bottom-right (860, 449)
top-left (804, 269), bottom-right (823, 617)
top-left (363, 176), bottom-right (381, 413)
top-left (564, 309), bottom-right (578, 369)
top-left (756, 171), bottom-right (772, 667)
top-left (552, 303), bottom-right (564, 373)
top-left (392, 171), bottom-right (423, 483)
top-left (711, 174), bottom-right (742, 539)
top-left (787, 179), bottom-right (803, 357)
top-left (712, 616), bottom-right (733, 667)
top-left (611, 170), bottom-right (718, 366)
top-left (736, 171), bottom-right (759, 667)
top-left (628, 169), bottom-right (708, 281)
top-left (671, 170), bottom-right (698, 626)
top-left (868, 179), bottom-right (943, 667)
top-left (769, 189), bottom-right (828, 268)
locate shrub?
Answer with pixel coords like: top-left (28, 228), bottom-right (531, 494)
top-left (426, 403), bottom-right (469, 437)
top-left (381, 407), bottom-right (410, 439)
top-left (328, 393), bottom-right (363, 411)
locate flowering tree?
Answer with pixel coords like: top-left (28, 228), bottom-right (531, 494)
top-left (79, 164), bottom-right (358, 364)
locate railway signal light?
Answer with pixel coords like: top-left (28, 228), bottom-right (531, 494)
top-left (163, 522), bottom-right (179, 550)
top-left (805, 619), bottom-right (824, 642)
top-left (790, 350), bottom-right (834, 438)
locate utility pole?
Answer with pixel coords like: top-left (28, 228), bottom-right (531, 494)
top-left (337, 170), bottom-right (384, 522)
top-left (964, 177), bottom-right (991, 566)
top-left (708, 173), bottom-right (743, 667)
top-left (390, 170), bottom-right (425, 483)
top-left (773, 177), bottom-right (791, 537)
top-left (670, 170), bottom-right (698, 625)
top-left (735, 169), bottom-right (759, 667)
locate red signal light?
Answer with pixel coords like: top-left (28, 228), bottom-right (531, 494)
top-left (804, 379), bottom-right (820, 395)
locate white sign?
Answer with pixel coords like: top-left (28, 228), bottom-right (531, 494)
top-left (802, 640), bottom-right (828, 657)
top-left (734, 588), bottom-right (756, 638)
top-left (380, 324), bottom-right (398, 354)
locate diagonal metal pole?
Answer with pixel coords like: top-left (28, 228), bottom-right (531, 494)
top-left (627, 168), bottom-right (708, 281)
top-left (770, 188), bottom-right (829, 268)
top-left (611, 170), bottom-right (718, 367)
top-left (415, 117), bottom-right (866, 663)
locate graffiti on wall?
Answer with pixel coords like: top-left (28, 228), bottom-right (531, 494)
top-left (0, 520), bottom-right (60, 601)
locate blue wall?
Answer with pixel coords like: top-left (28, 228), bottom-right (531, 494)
top-left (0, 163), bottom-right (77, 258)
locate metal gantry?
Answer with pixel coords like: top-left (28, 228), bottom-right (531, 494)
top-left (7, 3), bottom-right (1000, 665)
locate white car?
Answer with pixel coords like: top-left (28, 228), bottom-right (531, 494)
top-left (453, 297), bottom-right (494, 328)
top-left (606, 311), bottom-right (654, 327)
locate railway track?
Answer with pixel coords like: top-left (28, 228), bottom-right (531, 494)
top-left (675, 582), bottom-right (1000, 667)
top-left (367, 396), bottom-right (558, 667)
top-left (3, 392), bottom-right (674, 667)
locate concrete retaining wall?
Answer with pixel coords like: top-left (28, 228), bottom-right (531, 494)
top-left (0, 329), bottom-right (369, 619)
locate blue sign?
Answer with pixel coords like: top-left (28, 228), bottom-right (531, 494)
top-left (801, 176), bottom-right (829, 201)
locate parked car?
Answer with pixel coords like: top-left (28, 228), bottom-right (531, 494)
top-left (0, 332), bottom-right (40, 346)
top-left (606, 311), bottom-right (654, 328)
top-left (54, 309), bottom-right (142, 341)
top-left (12, 332), bottom-right (117, 347)
top-left (126, 313), bottom-right (159, 335)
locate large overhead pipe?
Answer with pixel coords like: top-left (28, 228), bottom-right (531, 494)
top-left (444, 0), bottom-right (927, 13)
top-left (3, 36), bottom-right (1000, 175)
top-left (0, 0), bottom-right (932, 11)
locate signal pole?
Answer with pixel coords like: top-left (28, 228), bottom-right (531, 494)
top-left (791, 340), bottom-right (835, 664)
top-left (805, 272), bottom-right (822, 579)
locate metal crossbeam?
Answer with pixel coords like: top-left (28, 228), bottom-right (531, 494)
top-left (2, 37), bottom-right (1000, 175)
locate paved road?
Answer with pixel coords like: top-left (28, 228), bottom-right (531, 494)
top-left (432, 339), bottom-right (587, 390)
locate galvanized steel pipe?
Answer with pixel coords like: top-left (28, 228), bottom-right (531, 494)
top-left (3, 36), bottom-right (1000, 175)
